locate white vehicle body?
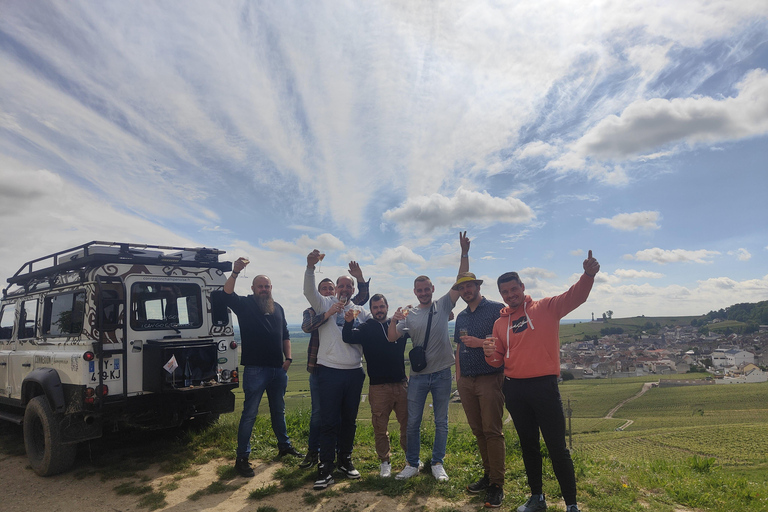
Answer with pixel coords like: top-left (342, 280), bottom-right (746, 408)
top-left (0, 242), bottom-right (240, 475)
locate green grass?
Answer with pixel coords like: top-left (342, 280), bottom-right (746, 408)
top-left (2, 333), bottom-right (768, 511)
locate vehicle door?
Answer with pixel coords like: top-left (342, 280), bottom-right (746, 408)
top-left (0, 302), bottom-right (16, 398)
top-left (8, 298), bottom-right (38, 399)
top-left (124, 275), bottom-right (208, 394)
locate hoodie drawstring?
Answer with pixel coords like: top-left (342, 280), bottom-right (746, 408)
top-left (524, 301), bottom-right (535, 331)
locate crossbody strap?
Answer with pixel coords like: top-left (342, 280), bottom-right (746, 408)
top-left (422, 304), bottom-right (434, 351)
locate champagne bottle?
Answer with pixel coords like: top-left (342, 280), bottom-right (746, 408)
top-left (184, 358), bottom-right (192, 387)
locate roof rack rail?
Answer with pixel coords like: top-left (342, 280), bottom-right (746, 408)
top-left (4, 241), bottom-right (230, 294)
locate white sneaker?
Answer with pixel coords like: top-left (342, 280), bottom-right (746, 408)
top-left (379, 461), bottom-right (391, 478)
top-left (431, 463), bottom-right (449, 482)
top-left (395, 464), bottom-right (420, 480)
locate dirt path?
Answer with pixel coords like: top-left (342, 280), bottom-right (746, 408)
top-left (0, 450), bottom-right (478, 512)
top-left (604, 381), bottom-right (657, 430)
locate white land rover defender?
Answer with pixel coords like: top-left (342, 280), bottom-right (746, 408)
top-left (0, 242), bottom-right (240, 476)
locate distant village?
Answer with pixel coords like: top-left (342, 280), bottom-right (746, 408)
top-left (560, 320), bottom-right (768, 385)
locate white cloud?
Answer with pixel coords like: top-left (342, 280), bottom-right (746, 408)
top-left (727, 248), bottom-right (752, 261)
top-left (515, 141), bottom-right (558, 159)
top-left (570, 249), bottom-right (584, 256)
top-left (613, 269), bottom-right (665, 280)
top-left (520, 267), bottom-right (557, 280)
top-left (383, 188), bottom-right (534, 233)
top-left (625, 248), bottom-right (720, 264)
top-left (0, 168), bottom-right (195, 282)
top-left (594, 211), bottom-right (660, 231)
top-left (551, 69), bottom-right (768, 172)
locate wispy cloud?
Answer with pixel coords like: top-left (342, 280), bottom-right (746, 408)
top-left (594, 211), bottom-right (660, 231)
top-left (625, 248), bottom-right (720, 264)
top-left (262, 234), bottom-right (345, 254)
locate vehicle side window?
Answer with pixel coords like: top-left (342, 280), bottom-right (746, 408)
top-left (19, 299), bottom-right (38, 339)
top-left (43, 292), bottom-right (86, 336)
top-left (130, 282), bottom-right (203, 330)
top-left (0, 303), bottom-right (16, 341)
top-left (210, 290), bottom-right (230, 327)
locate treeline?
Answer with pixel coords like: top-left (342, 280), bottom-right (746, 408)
top-left (690, 300), bottom-right (768, 333)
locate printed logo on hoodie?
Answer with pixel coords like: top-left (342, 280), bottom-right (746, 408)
top-left (510, 315), bottom-right (529, 333)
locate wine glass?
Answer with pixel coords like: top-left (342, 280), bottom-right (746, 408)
top-left (317, 252), bottom-right (326, 274)
top-left (401, 306), bottom-right (411, 331)
top-left (240, 256), bottom-right (250, 279)
top-left (459, 328), bottom-right (469, 353)
top-left (484, 336), bottom-right (499, 362)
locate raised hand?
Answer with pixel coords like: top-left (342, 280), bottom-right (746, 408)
top-left (233, 257), bottom-right (249, 273)
top-left (307, 249), bottom-right (321, 267)
top-left (583, 250), bottom-right (600, 277)
top-left (348, 261), bottom-right (364, 282)
top-left (459, 231), bottom-right (470, 255)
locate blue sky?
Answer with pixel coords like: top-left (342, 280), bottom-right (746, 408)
top-left (1, 1), bottom-right (767, 323)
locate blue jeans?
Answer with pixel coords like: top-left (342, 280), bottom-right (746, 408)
top-left (406, 366), bottom-right (452, 467)
top-left (236, 365), bottom-right (290, 458)
top-left (317, 365), bottom-right (365, 470)
top-left (308, 372), bottom-right (321, 453)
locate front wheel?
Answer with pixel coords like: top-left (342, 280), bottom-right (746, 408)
top-left (23, 395), bottom-right (77, 476)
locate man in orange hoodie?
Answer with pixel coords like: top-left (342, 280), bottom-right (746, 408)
top-left (483, 251), bottom-right (600, 512)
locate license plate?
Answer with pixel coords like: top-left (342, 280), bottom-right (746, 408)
top-left (89, 358), bottom-right (121, 382)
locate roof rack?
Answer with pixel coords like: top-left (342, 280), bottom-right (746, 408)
top-left (4, 241), bottom-right (231, 294)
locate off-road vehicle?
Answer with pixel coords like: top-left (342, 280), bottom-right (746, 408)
top-left (0, 242), bottom-right (240, 475)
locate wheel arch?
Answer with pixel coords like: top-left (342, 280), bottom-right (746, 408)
top-left (22, 368), bottom-right (66, 413)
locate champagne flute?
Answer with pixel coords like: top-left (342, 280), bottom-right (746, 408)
top-left (317, 252), bottom-right (326, 274)
top-left (484, 336), bottom-right (499, 362)
top-left (459, 328), bottom-right (469, 353)
top-left (240, 256), bottom-right (250, 279)
top-left (401, 306), bottom-right (411, 331)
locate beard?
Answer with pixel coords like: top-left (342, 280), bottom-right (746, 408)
top-left (255, 294), bottom-right (275, 315)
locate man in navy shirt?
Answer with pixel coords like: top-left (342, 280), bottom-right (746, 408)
top-left (454, 272), bottom-right (505, 508)
top-left (223, 258), bottom-right (303, 477)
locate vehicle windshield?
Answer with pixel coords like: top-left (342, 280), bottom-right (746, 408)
top-left (130, 282), bottom-right (203, 330)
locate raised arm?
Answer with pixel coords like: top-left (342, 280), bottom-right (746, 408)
top-left (303, 250), bottom-right (325, 311)
top-left (387, 307), bottom-right (405, 342)
top-left (449, 231), bottom-right (471, 304)
top-left (224, 257), bottom-right (249, 294)
top-left (348, 261), bottom-right (371, 306)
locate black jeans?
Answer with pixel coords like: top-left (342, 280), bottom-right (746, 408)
top-left (503, 375), bottom-right (576, 505)
top-left (317, 365), bottom-right (365, 470)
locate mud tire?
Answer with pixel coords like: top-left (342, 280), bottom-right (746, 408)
top-left (23, 395), bottom-right (77, 476)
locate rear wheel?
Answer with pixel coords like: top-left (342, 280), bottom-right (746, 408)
top-left (23, 395), bottom-right (77, 476)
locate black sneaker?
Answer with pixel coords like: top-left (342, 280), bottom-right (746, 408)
top-left (565, 505), bottom-right (581, 512)
top-left (467, 474), bottom-right (490, 494)
top-left (337, 458), bottom-right (361, 479)
top-left (278, 445), bottom-right (305, 458)
top-left (517, 494), bottom-right (547, 512)
top-left (484, 484), bottom-right (504, 508)
top-left (313, 464), bottom-right (335, 490)
top-left (299, 451), bottom-right (319, 469)
top-left (234, 457), bottom-right (255, 478)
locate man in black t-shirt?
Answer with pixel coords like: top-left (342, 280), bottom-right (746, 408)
top-left (342, 294), bottom-right (408, 478)
top-left (223, 258), bottom-right (303, 477)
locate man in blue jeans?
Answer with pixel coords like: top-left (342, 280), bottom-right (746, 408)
top-left (387, 232), bottom-right (470, 482)
top-left (304, 251), bottom-right (371, 490)
top-left (299, 270), bottom-right (369, 469)
top-left (223, 258), bottom-right (303, 477)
